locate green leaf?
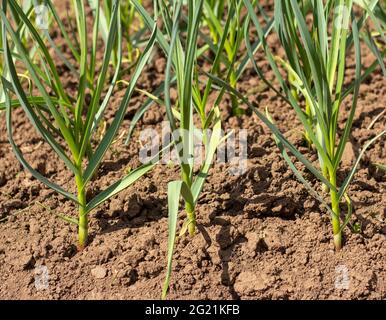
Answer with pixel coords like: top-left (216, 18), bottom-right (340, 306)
top-left (83, 24), bottom-right (157, 185)
top-left (79, 0), bottom-right (121, 161)
top-left (131, 0), bottom-right (170, 54)
top-left (191, 107), bottom-right (223, 204)
top-left (5, 0), bottom-right (71, 107)
top-left (2, 78), bottom-right (78, 204)
top-left (162, 181), bottom-right (183, 300)
top-left (87, 0), bottom-right (109, 43)
top-left (265, 109), bottom-right (337, 220)
top-left (338, 130), bottom-right (386, 201)
top-left (1, 4), bottom-right (78, 158)
top-left (124, 78), bottom-right (176, 144)
top-left (375, 163), bottom-right (386, 171)
top-left (36, 201), bottom-right (79, 226)
top-left (1, 50), bottom-right (79, 176)
top-left (86, 162), bottom-right (155, 214)
top-left (333, 16), bottom-right (362, 171)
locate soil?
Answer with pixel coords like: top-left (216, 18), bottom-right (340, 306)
top-left (0, 1), bottom-right (385, 300)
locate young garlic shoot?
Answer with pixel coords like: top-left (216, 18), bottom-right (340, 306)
top-left (162, 0), bottom-right (229, 298)
top-left (210, 0), bottom-right (386, 251)
top-left (1, 0), bottom-right (158, 249)
top-left (287, 0), bottom-right (386, 150)
top-left (129, 0), bottom-right (230, 298)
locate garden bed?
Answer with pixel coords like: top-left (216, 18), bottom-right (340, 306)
top-left (0, 0), bottom-right (385, 300)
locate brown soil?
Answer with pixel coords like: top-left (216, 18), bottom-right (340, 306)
top-left (0, 2), bottom-right (385, 300)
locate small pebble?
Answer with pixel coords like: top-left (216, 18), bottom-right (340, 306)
top-left (91, 266), bottom-right (107, 279)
